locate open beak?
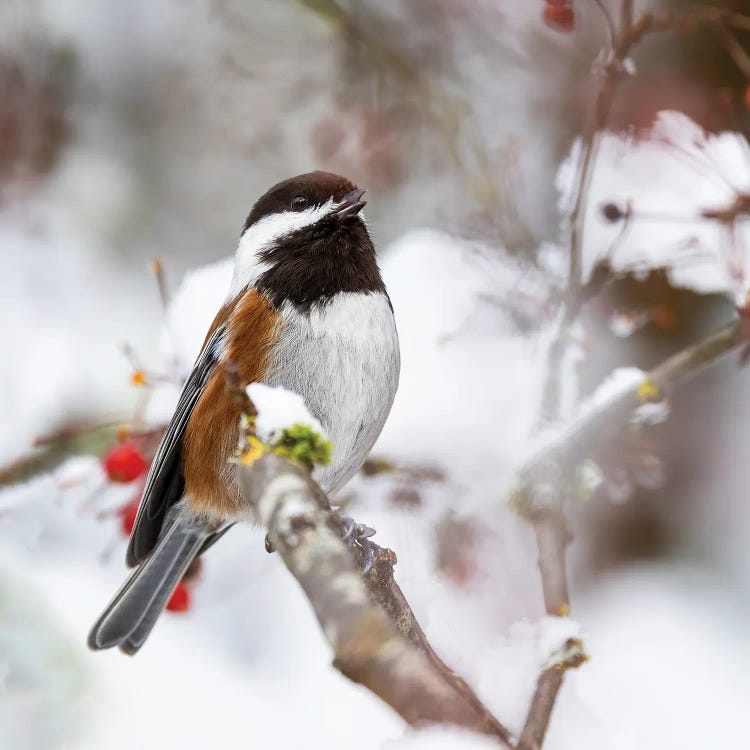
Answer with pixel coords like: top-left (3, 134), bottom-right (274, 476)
top-left (334, 188), bottom-right (367, 219)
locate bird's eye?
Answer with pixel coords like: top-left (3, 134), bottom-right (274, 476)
top-left (291, 195), bottom-right (308, 211)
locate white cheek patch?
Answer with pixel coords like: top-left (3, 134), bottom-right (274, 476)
top-left (228, 200), bottom-right (334, 299)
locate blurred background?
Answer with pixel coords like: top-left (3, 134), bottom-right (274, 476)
top-left (2, 1), bottom-right (750, 748)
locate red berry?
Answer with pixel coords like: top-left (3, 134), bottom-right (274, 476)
top-left (166, 582), bottom-right (191, 612)
top-left (544, 4), bottom-right (575, 32)
top-left (102, 442), bottom-right (148, 483)
top-left (119, 498), bottom-right (140, 536)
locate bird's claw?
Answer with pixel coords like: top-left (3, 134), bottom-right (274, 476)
top-left (332, 510), bottom-right (381, 575)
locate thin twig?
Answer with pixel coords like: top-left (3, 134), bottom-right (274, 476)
top-left (521, 3), bottom-right (631, 747)
top-left (149, 258), bottom-right (171, 312)
top-left (539, 0), bottom-right (631, 420)
top-left (592, 0), bottom-right (617, 49)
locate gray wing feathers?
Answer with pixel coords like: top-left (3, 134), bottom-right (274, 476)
top-left (126, 326), bottom-right (225, 566)
top-left (88, 520), bottom-right (206, 654)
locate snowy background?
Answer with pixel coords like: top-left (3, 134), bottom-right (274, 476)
top-left (2, 1), bottom-right (750, 749)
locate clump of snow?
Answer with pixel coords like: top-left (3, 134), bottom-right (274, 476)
top-left (537, 615), bottom-right (583, 667)
top-left (246, 383), bottom-right (327, 444)
top-left (528, 367), bottom-right (647, 467)
top-left (558, 110), bottom-right (750, 305)
top-left (632, 399), bottom-right (671, 426)
top-left (582, 367), bottom-right (646, 412)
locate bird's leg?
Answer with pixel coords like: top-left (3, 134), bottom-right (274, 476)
top-left (264, 508), bottom-right (386, 575)
top-left (330, 509), bottom-right (383, 575)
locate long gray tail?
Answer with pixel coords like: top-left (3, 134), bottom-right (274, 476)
top-left (88, 522), bottom-right (206, 655)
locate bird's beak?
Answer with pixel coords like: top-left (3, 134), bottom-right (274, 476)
top-left (334, 188), bottom-right (367, 219)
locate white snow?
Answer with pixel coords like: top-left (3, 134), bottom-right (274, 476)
top-left (376, 229), bottom-right (547, 495)
top-left (526, 367), bottom-right (648, 469)
top-left (583, 367), bottom-right (647, 412)
top-left (537, 615), bottom-right (583, 668)
top-left (559, 110), bottom-right (750, 305)
top-left (246, 382), bottom-right (327, 444)
top-left (632, 400), bottom-right (671, 426)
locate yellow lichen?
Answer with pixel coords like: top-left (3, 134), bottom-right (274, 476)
top-left (637, 379), bottom-right (661, 403)
top-left (238, 435), bottom-right (268, 465)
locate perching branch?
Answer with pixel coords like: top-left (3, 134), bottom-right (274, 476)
top-left (236, 452), bottom-right (513, 746)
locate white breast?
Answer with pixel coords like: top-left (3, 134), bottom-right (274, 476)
top-left (263, 291), bottom-right (400, 495)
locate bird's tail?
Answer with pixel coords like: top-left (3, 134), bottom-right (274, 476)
top-left (87, 521), bottom-right (206, 655)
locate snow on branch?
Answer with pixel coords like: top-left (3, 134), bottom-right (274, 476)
top-left (519, 319), bottom-right (744, 500)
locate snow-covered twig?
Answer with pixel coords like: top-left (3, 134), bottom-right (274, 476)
top-left (517, 317), bottom-right (744, 750)
top-left (236, 452), bottom-right (513, 745)
top-left (522, 320), bottom-right (743, 489)
top-left (520, 3), bottom-right (640, 745)
top-left (514, 3), bottom-right (750, 746)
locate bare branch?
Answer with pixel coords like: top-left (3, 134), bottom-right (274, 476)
top-left (236, 452), bottom-right (513, 746)
top-left (517, 668), bottom-right (563, 750)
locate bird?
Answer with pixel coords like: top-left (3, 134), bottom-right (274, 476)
top-left (88, 171), bottom-right (400, 655)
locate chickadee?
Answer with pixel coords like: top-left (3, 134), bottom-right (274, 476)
top-left (88, 171), bottom-right (400, 655)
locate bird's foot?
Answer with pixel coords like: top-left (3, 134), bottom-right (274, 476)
top-left (265, 511), bottom-right (391, 575)
top-left (332, 510), bottom-right (383, 575)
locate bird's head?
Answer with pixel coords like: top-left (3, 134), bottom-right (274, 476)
top-left (231, 171), bottom-right (383, 310)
